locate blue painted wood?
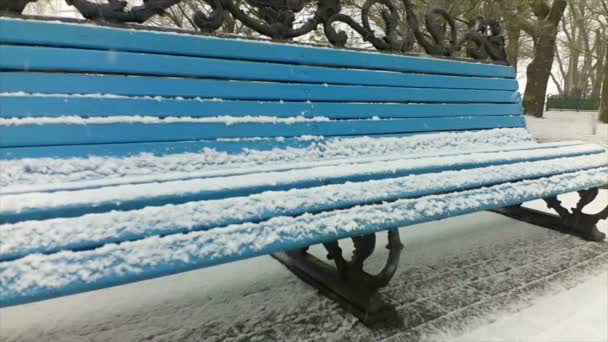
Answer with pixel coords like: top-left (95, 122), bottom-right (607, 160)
top-left (0, 18), bottom-right (516, 79)
top-left (0, 96), bottom-right (524, 118)
top-left (0, 131), bottom-right (541, 160)
top-left (0, 116), bottom-right (525, 148)
top-left (0, 136), bottom-right (322, 160)
top-left (1, 147), bottom-right (601, 225)
top-left (0, 72), bottom-right (522, 103)
top-left (2, 167), bottom-right (607, 307)
top-left (1, 45), bottom-right (519, 91)
top-left (5, 143), bottom-right (596, 196)
top-left (2, 147), bottom-right (604, 261)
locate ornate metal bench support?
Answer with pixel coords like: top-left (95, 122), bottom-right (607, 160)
top-left (271, 230), bottom-right (404, 325)
top-left (492, 187), bottom-right (608, 241)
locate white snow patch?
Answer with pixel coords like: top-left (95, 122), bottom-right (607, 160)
top-left (450, 272), bottom-right (608, 342)
top-left (1, 167), bottom-right (606, 304)
top-left (0, 128), bottom-right (535, 190)
top-left (526, 111), bottom-right (608, 148)
top-left (0, 115), bottom-right (331, 126)
top-left (2, 151), bottom-right (606, 216)
top-left (2, 152), bottom-right (606, 260)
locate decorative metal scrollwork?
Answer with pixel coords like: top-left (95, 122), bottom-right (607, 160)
top-left (461, 18), bottom-right (507, 62)
top-left (194, 0), bottom-right (340, 39)
top-left (64, 0), bottom-right (180, 23)
top-left (323, 229), bottom-right (403, 289)
top-left (324, 0), bottom-right (413, 52)
top-left (3, 0), bottom-right (508, 63)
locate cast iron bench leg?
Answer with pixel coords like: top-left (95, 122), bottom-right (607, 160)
top-left (492, 187), bottom-right (608, 241)
top-left (272, 230), bottom-right (404, 326)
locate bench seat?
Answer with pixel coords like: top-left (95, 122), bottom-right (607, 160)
top-left (2, 135), bottom-right (607, 306)
top-left (1, 18), bottom-right (607, 308)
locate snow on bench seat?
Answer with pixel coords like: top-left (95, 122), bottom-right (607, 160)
top-left (2, 167), bottom-right (607, 306)
top-left (0, 127), bottom-right (536, 190)
top-left (2, 151), bottom-right (608, 261)
top-left (2, 142), bottom-right (605, 224)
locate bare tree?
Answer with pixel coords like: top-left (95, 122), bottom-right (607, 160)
top-left (551, 0), bottom-right (606, 99)
top-left (0, 0), bottom-right (39, 13)
top-left (601, 28), bottom-right (608, 123)
top-left (519, 0), bottom-right (567, 117)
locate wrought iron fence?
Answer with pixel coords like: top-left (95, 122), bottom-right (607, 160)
top-left (3, 0), bottom-right (508, 64)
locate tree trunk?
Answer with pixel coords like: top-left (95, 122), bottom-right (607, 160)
top-left (523, 33), bottom-right (560, 117)
top-left (522, 0), bottom-right (567, 118)
top-left (591, 29), bottom-right (606, 99)
top-left (505, 22), bottom-right (521, 72)
top-left (600, 44), bottom-right (608, 124)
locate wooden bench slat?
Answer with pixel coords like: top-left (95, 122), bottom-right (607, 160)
top-left (2, 141), bottom-right (588, 195)
top-left (2, 166), bottom-right (606, 307)
top-left (1, 72), bottom-right (521, 103)
top-left (2, 148), bottom-right (605, 224)
top-left (0, 127), bottom-right (534, 160)
top-left (0, 18), bottom-right (516, 79)
top-left (0, 116), bottom-right (526, 148)
top-left (0, 96), bottom-right (524, 119)
top-left (2, 45), bottom-right (519, 91)
top-left (3, 153), bottom-right (606, 262)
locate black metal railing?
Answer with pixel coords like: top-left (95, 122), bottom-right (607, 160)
top-left (3, 0), bottom-right (508, 64)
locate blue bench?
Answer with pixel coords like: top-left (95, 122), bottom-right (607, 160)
top-left (1, 17), bottom-right (607, 322)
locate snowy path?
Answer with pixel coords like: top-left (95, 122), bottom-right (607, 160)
top-left (452, 271), bottom-right (608, 342)
top-left (526, 111), bottom-right (608, 148)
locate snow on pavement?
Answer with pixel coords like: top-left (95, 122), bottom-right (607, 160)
top-left (451, 271), bottom-right (608, 342)
top-left (526, 110), bottom-right (608, 147)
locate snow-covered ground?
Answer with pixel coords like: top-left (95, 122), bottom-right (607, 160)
top-left (526, 110), bottom-right (608, 148)
top-left (453, 271), bottom-right (608, 342)
top-left (1, 111), bottom-right (606, 342)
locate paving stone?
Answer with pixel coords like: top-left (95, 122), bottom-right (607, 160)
top-left (381, 329), bottom-right (422, 342)
top-left (460, 260), bottom-right (514, 282)
top-left (506, 264), bottom-right (551, 285)
top-left (282, 313), bottom-right (355, 341)
top-left (362, 298), bottom-right (447, 339)
top-left (510, 280), bottom-right (564, 304)
top-left (426, 307), bottom-right (488, 337)
top-left (468, 273), bottom-right (521, 296)
top-left (404, 271), bottom-right (475, 301)
top-left (390, 266), bottom-right (448, 288)
top-left (428, 286), bottom-right (489, 313)
top-left (473, 291), bottom-right (529, 316)
top-left (584, 253), bottom-right (608, 270)
top-left (408, 299), bottom-right (447, 323)
top-left (382, 287), bottom-right (420, 305)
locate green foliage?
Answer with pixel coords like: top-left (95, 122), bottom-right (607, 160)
top-left (546, 96), bottom-right (600, 110)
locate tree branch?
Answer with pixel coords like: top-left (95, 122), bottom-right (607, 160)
top-left (548, 0), bottom-right (568, 25)
top-left (530, 0), bottom-right (551, 18)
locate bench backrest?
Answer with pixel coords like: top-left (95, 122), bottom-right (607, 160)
top-left (0, 18), bottom-right (524, 159)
